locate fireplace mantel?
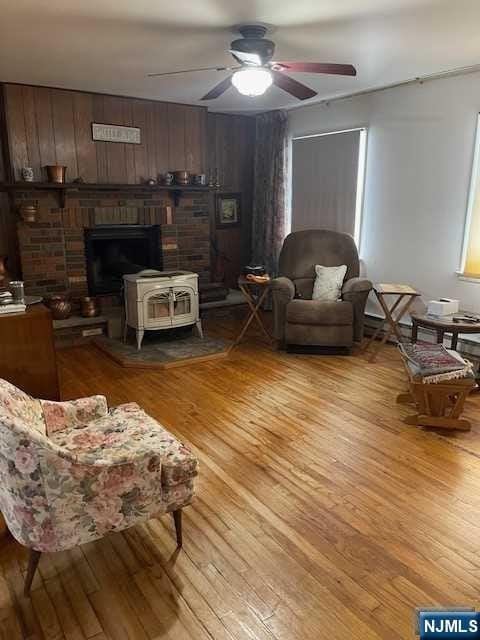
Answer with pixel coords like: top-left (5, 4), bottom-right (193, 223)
top-left (0, 182), bottom-right (217, 208)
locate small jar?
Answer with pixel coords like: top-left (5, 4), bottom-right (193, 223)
top-left (80, 296), bottom-right (100, 318)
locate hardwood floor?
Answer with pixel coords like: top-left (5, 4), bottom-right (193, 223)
top-left (1, 310), bottom-right (480, 639)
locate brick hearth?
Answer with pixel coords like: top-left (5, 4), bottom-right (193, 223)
top-left (15, 188), bottom-right (211, 305)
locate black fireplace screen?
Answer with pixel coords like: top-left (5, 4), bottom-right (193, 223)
top-left (84, 225), bottom-right (162, 295)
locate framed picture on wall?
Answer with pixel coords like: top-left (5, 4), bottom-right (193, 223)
top-left (216, 193), bottom-right (241, 228)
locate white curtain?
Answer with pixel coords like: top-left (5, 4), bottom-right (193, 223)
top-left (291, 130), bottom-right (360, 235)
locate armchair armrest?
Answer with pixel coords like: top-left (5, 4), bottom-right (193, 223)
top-left (270, 276), bottom-right (295, 302)
top-left (342, 277), bottom-right (372, 295)
top-left (40, 395), bottom-right (108, 436)
top-left (34, 442), bottom-right (166, 551)
top-left (270, 277), bottom-right (295, 342)
top-left (341, 277), bottom-right (372, 342)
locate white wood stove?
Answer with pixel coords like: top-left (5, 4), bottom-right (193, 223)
top-left (123, 270), bottom-right (203, 350)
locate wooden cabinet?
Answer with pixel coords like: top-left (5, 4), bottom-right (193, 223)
top-left (0, 304), bottom-right (59, 400)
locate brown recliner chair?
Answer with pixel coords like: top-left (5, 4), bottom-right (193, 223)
top-left (271, 230), bottom-right (372, 349)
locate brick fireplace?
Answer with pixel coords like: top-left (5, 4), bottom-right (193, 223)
top-left (15, 188), bottom-right (211, 306)
top-left (84, 224), bottom-right (162, 295)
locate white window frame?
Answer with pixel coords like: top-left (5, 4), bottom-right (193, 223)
top-left (290, 127), bottom-right (368, 250)
top-left (459, 113), bottom-right (480, 278)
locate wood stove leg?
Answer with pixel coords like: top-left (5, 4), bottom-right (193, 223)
top-left (136, 329), bottom-right (144, 351)
top-left (24, 549), bottom-right (41, 596)
top-left (194, 320), bottom-right (204, 339)
top-left (172, 509), bottom-right (182, 547)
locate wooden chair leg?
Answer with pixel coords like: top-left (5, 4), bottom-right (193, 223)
top-left (396, 391), bottom-right (414, 404)
top-left (24, 549), bottom-right (41, 596)
top-left (172, 509), bottom-right (182, 547)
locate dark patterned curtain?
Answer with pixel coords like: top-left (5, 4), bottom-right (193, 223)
top-left (251, 110), bottom-right (288, 277)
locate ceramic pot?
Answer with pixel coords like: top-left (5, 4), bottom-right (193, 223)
top-left (162, 172), bottom-right (174, 185)
top-left (21, 167), bottom-right (34, 182)
top-left (80, 296), bottom-right (100, 318)
top-left (19, 204), bottom-right (37, 223)
top-left (45, 165), bottom-right (67, 184)
top-left (46, 295), bottom-right (72, 320)
top-left (0, 256), bottom-right (9, 287)
top-left (193, 174), bottom-right (207, 186)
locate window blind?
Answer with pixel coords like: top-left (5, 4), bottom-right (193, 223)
top-left (462, 114), bottom-right (480, 277)
top-left (291, 129), bottom-right (361, 237)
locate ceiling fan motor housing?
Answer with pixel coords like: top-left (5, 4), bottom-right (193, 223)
top-left (231, 25), bottom-right (275, 65)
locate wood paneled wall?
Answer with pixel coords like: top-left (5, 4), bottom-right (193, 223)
top-left (0, 91), bottom-right (19, 276)
top-left (0, 83), bottom-right (256, 287)
top-left (3, 84), bottom-right (208, 183)
top-left (208, 112), bottom-right (255, 287)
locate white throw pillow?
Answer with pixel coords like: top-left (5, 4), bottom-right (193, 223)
top-left (312, 264), bottom-right (347, 301)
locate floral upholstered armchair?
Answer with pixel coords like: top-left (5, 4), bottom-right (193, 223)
top-left (0, 378), bottom-right (198, 595)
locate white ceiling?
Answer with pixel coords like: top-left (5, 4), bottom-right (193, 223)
top-left (1, 0), bottom-right (480, 113)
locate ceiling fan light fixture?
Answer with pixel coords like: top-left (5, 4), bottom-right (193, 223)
top-left (231, 67), bottom-right (273, 96)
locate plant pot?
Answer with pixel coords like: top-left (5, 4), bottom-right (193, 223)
top-left (0, 256), bottom-right (10, 288)
top-left (45, 165), bottom-right (67, 184)
top-left (46, 295), bottom-right (72, 320)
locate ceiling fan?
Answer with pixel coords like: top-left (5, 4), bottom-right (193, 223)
top-left (148, 24), bottom-right (356, 101)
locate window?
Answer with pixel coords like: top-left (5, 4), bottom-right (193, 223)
top-left (290, 128), bottom-right (367, 248)
top-left (461, 113), bottom-right (480, 277)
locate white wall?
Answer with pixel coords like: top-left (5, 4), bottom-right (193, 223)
top-left (288, 71), bottom-right (480, 313)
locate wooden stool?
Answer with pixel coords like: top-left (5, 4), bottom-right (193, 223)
top-left (397, 351), bottom-right (475, 431)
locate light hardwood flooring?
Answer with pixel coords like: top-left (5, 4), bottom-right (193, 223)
top-left (1, 310), bottom-right (480, 640)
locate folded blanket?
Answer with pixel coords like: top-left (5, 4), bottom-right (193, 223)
top-left (398, 343), bottom-right (473, 383)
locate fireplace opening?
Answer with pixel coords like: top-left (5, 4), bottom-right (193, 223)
top-left (84, 225), bottom-right (162, 295)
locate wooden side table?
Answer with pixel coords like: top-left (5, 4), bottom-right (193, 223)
top-left (231, 277), bottom-right (274, 349)
top-left (363, 283), bottom-right (421, 362)
top-left (410, 312), bottom-right (480, 350)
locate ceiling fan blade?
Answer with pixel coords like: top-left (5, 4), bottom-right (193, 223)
top-left (229, 50), bottom-right (262, 66)
top-left (271, 70), bottom-right (317, 100)
top-left (273, 62), bottom-right (357, 76)
top-left (201, 75), bottom-right (233, 100)
top-left (148, 66), bottom-right (232, 78)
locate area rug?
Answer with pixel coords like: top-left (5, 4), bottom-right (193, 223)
top-left (94, 331), bottom-right (231, 369)
top-left (398, 342), bottom-right (473, 382)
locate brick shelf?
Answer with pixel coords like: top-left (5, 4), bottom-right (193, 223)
top-left (0, 182), bottom-right (217, 207)
top-left (53, 315), bottom-right (109, 349)
top-left (52, 315), bottom-right (109, 329)
top-left (12, 187), bottom-right (211, 301)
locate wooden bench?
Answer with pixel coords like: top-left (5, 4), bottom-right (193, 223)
top-left (397, 348), bottom-right (475, 431)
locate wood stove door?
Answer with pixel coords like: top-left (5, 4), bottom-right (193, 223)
top-left (172, 286), bottom-right (196, 324)
top-left (143, 289), bottom-right (172, 328)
